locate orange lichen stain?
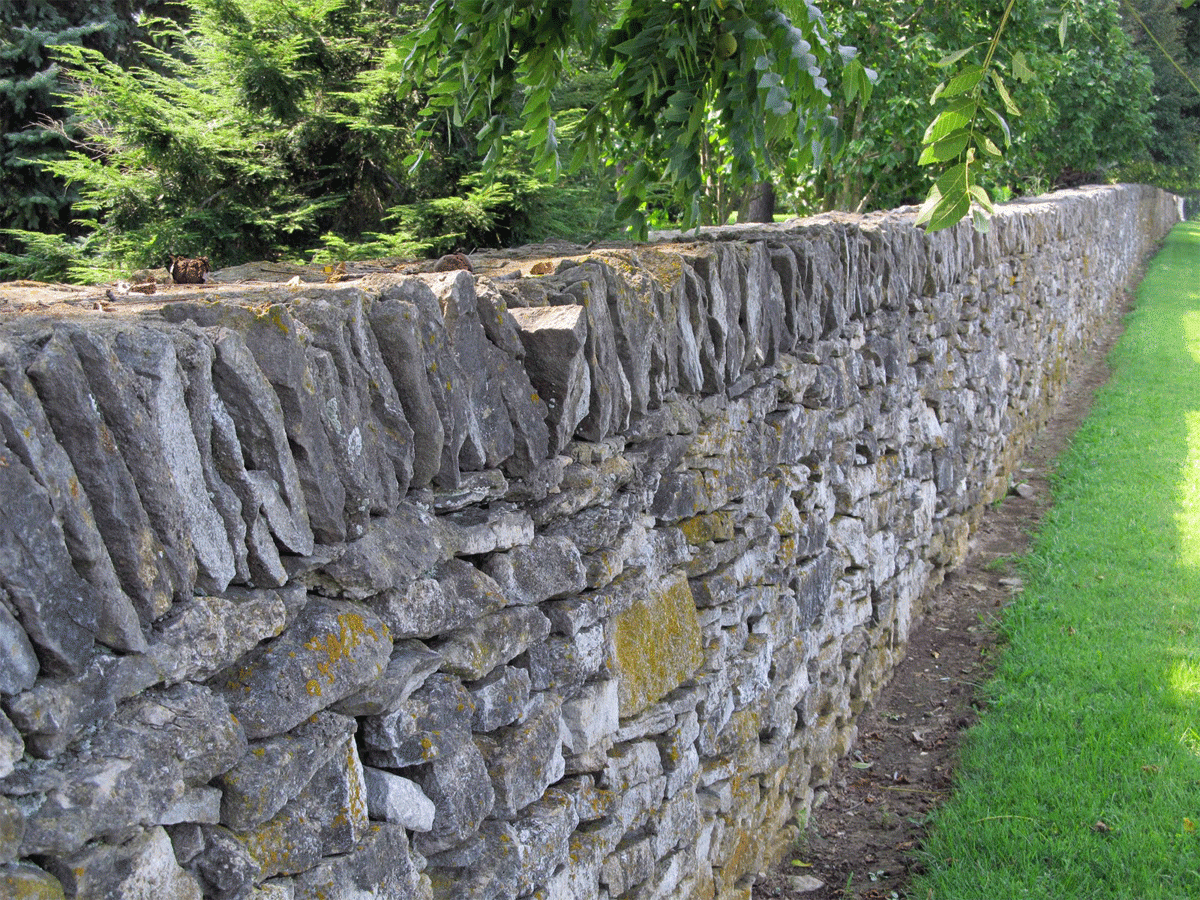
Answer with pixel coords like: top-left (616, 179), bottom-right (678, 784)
top-left (302, 612), bottom-right (386, 692)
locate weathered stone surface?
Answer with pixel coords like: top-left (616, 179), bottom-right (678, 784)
top-left (15, 683), bottom-right (246, 855)
top-left (0, 861), bottom-right (65, 899)
top-left (319, 503), bottom-right (445, 599)
top-left (509, 304), bottom-right (590, 453)
top-left (333, 639), bottom-right (442, 716)
top-left (360, 674), bottom-right (475, 768)
top-left (560, 678), bottom-right (620, 756)
top-left (149, 591), bottom-right (288, 686)
top-left (439, 504), bottom-right (535, 556)
top-left (610, 572), bottom-right (704, 718)
top-left (292, 823), bottom-right (426, 900)
top-left (215, 711), bottom-right (357, 830)
top-left (436, 605), bottom-right (552, 680)
top-left (523, 621), bottom-right (609, 694)
top-left (367, 558), bottom-right (507, 641)
top-left (362, 766), bottom-right (436, 832)
top-left (0, 598), bottom-right (38, 696)
top-left (468, 665), bottom-right (532, 732)
top-left (482, 534), bottom-right (586, 605)
top-left (476, 694), bottom-right (565, 818)
top-left (413, 737), bottom-right (495, 855)
top-left (217, 599), bottom-right (391, 740)
top-left (511, 789), bottom-right (580, 894)
top-left (44, 826), bottom-right (202, 900)
top-left (0, 795), bottom-right (23, 863)
top-left (241, 738), bottom-right (369, 881)
top-left (0, 712), bottom-right (22, 780)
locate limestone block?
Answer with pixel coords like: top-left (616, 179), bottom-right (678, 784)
top-left (241, 738), bottom-right (369, 880)
top-left (413, 737), bottom-right (496, 854)
top-left (0, 600), bottom-right (37, 697)
top-left (362, 766), bottom-right (436, 832)
top-left (428, 820), bottom-right (520, 900)
top-left (509, 304), bottom-right (591, 453)
top-left (320, 503), bottom-right (445, 599)
top-left (15, 683), bottom-right (246, 856)
top-left (367, 558), bottom-right (507, 640)
top-left (44, 826), bottom-right (202, 900)
top-left (0, 445), bottom-right (95, 674)
top-left (468, 665), bottom-right (532, 732)
top-left (560, 678), bottom-right (619, 755)
top-left (0, 366), bottom-right (144, 652)
top-left (610, 572), bottom-right (704, 718)
top-left (601, 832), bottom-right (656, 898)
top-left (178, 824), bottom-right (260, 900)
top-left (482, 534), bottom-right (586, 605)
top-left (476, 694), bottom-right (565, 818)
top-left (292, 823), bottom-right (426, 900)
top-left (333, 639), bottom-right (442, 716)
top-left (0, 861), bottom-right (65, 899)
top-left (217, 599), bottom-right (392, 740)
top-left (148, 591), bottom-right (287, 686)
top-left (511, 788), bottom-right (580, 895)
top-left (159, 787), bottom-right (223, 826)
top-left (438, 504), bottom-right (534, 556)
top-left (360, 674), bottom-right (475, 767)
top-left (437, 605), bottom-right (551, 680)
top-left (523, 621), bottom-right (609, 693)
top-left (541, 829), bottom-right (606, 900)
top-left (216, 711), bottom-right (357, 831)
top-left (0, 795), bottom-right (23, 863)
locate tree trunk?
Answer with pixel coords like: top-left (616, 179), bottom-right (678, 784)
top-left (739, 181), bottom-right (777, 223)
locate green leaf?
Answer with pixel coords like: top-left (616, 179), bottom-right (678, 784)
top-left (1011, 51), bottom-right (1035, 83)
top-left (922, 97), bottom-right (976, 144)
top-left (1058, 9), bottom-right (1069, 47)
top-left (935, 46), bottom-right (976, 68)
top-left (991, 72), bottom-right (1019, 116)
top-left (941, 65), bottom-right (985, 99)
top-left (982, 106), bottom-right (1012, 145)
top-left (918, 132), bottom-right (970, 165)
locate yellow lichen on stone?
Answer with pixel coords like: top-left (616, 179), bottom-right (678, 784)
top-left (611, 572), bottom-right (703, 718)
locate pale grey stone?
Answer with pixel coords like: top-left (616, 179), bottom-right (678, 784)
top-left (320, 503), bottom-right (445, 599)
top-left (439, 504), bottom-right (534, 556)
top-left (44, 826), bottom-right (202, 900)
top-left (0, 795), bottom-right (23, 863)
top-left (216, 599), bottom-right (392, 740)
top-left (482, 534), bottom-right (586, 605)
top-left (467, 665), bottom-right (531, 732)
top-left (437, 605), bottom-right (551, 680)
top-left (428, 820), bottom-right (519, 900)
top-left (560, 679), bottom-right (619, 755)
top-left (365, 558), bottom-right (506, 640)
top-left (476, 694), bottom-right (564, 818)
top-left (362, 766), bottom-right (435, 832)
top-left (148, 591), bottom-right (288, 685)
top-left (511, 788), bottom-right (580, 895)
top-left (17, 683), bottom-right (246, 855)
top-left (0, 861), bottom-right (66, 899)
top-left (0, 598), bottom-right (38, 696)
top-left (600, 832), bottom-right (656, 897)
top-left (413, 737), bottom-right (495, 855)
top-left (360, 674), bottom-right (474, 767)
top-left (333, 639), bottom-right (442, 716)
top-left (159, 787), bottom-right (222, 826)
top-left (509, 304), bottom-right (591, 453)
top-left (523, 621), bottom-right (609, 693)
top-left (215, 711), bottom-right (357, 830)
top-left (293, 823), bottom-right (425, 900)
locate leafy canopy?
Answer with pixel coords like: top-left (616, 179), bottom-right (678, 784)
top-left (396, 0), bottom-right (872, 235)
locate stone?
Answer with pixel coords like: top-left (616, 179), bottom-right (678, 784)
top-left (467, 665), bottom-right (532, 732)
top-left (360, 674), bottom-right (475, 768)
top-left (320, 502), bottom-right (446, 599)
top-left (436, 605), bottom-right (552, 680)
top-left (292, 823), bottom-right (426, 900)
top-left (148, 591), bottom-right (288, 685)
top-left (509, 304), bottom-right (591, 453)
top-left (16, 683), bottom-right (246, 856)
top-left (482, 534), bottom-right (586, 605)
top-left (0, 446), bottom-right (95, 674)
top-left (0, 795), bottom-right (23, 863)
top-left (216, 598), bottom-right (392, 740)
top-left (0, 598), bottom-right (38, 696)
top-left (159, 787), bottom-right (223, 826)
top-left (560, 678), bottom-right (620, 755)
top-left (333, 639), bottom-right (443, 716)
top-left (362, 766), bottom-right (436, 832)
top-left (365, 557), bottom-right (507, 641)
top-left (476, 694), bottom-right (565, 818)
top-left (413, 737), bottom-right (496, 855)
top-left (510, 789), bottom-right (580, 894)
top-left (0, 861), bottom-right (65, 899)
top-left (241, 738), bottom-right (369, 881)
top-left (428, 820), bottom-right (520, 900)
top-left (523, 621), bottom-right (609, 694)
top-left (610, 572), bottom-right (704, 718)
top-left (44, 826), bottom-right (202, 900)
top-left (215, 711), bottom-right (357, 830)
top-left (439, 504), bottom-right (535, 556)
top-left (180, 825), bottom-right (259, 900)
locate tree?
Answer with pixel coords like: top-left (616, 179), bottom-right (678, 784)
top-left (396, 0), bottom-right (872, 235)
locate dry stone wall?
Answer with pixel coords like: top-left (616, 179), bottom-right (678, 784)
top-left (0, 185), bottom-right (1181, 900)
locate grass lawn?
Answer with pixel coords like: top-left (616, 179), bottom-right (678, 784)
top-left (911, 221), bottom-right (1200, 899)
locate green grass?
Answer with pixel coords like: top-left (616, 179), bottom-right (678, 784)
top-left (910, 222), bottom-right (1200, 900)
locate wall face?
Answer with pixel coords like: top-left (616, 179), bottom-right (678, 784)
top-left (0, 185), bottom-right (1181, 900)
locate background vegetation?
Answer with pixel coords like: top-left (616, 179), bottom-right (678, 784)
top-left (1, 0), bottom-right (1196, 281)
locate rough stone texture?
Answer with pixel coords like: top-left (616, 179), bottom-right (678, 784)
top-left (0, 186), bottom-right (1180, 900)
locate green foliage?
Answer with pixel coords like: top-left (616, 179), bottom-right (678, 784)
top-left (397, 0), bottom-right (871, 235)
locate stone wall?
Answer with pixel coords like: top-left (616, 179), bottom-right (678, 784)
top-left (0, 185), bottom-right (1181, 900)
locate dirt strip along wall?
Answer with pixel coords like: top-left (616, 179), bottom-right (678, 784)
top-left (0, 185), bottom-right (1182, 900)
